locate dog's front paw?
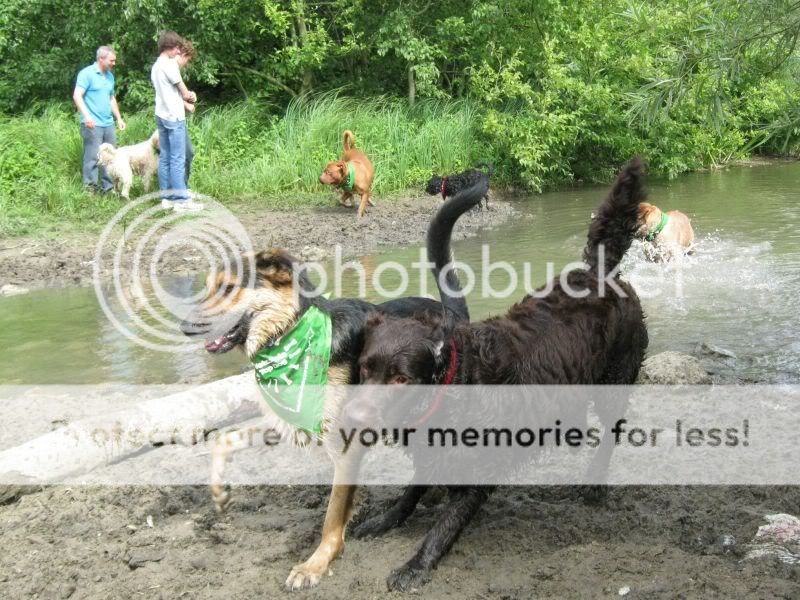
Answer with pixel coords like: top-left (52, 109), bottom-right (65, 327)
top-left (285, 561), bottom-right (328, 591)
top-left (211, 484), bottom-right (231, 513)
top-left (580, 484), bottom-right (609, 505)
top-left (352, 512), bottom-right (396, 539)
top-left (386, 562), bottom-right (431, 592)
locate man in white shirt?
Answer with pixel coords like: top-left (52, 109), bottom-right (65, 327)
top-left (150, 31), bottom-right (201, 211)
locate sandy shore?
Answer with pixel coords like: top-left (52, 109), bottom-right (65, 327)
top-left (0, 194), bottom-right (516, 291)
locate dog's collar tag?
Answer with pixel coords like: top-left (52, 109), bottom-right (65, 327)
top-left (251, 305), bottom-right (332, 434)
top-left (646, 211), bottom-right (669, 242)
top-left (339, 162), bottom-right (356, 192)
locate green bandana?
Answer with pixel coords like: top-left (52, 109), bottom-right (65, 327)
top-left (645, 211), bottom-right (669, 242)
top-left (339, 162), bottom-right (356, 192)
top-left (251, 305), bottom-right (332, 433)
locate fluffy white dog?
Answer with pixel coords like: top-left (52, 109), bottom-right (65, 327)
top-left (96, 131), bottom-right (159, 199)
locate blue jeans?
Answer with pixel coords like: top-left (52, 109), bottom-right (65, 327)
top-left (185, 126), bottom-right (194, 187)
top-left (156, 116), bottom-right (188, 201)
top-left (80, 124), bottom-right (116, 192)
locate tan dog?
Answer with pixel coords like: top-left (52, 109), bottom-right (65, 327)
top-left (97, 131), bottom-right (160, 199)
top-left (319, 130), bottom-right (375, 217)
top-left (637, 201), bottom-right (694, 259)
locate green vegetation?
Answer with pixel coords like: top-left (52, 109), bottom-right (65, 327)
top-left (0, 97), bottom-right (481, 235)
top-left (2, 0), bottom-right (800, 236)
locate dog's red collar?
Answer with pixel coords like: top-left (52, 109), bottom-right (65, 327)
top-left (441, 177), bottom-right (448, 199)
top-left (412, 337), bottom-right (458, 427)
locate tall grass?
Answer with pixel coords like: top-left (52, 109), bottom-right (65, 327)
top-left (0, 95), bottom-right (487, 237)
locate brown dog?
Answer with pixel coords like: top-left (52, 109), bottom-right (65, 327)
top-left (637, 201), bottom-right (694, 258)
top-left (319, 130), bottom-right (375, 217)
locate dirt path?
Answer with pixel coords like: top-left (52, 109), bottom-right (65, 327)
top-left (0, 194), bottom-right (516, 290)
top-left (1, 481), bottom-right (798, 598)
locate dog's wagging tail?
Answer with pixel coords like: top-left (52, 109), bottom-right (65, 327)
top-left (584, 157), bottom-right (646, 273)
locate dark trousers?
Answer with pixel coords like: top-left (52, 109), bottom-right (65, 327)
top-left (80, 124), bottom-right (116, 192)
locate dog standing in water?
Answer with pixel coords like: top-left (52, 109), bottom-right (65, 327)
top-left (637, 201), bottom-right (695, 259)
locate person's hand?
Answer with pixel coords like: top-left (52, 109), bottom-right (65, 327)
top-left (188, 91), bottom-right (197, 103)
top-left (185, 101), bottom-right (196, 114)
top-left (85, 118), bottom-right (96, 129)
top-left (117, 118), bottom-right (126, 131)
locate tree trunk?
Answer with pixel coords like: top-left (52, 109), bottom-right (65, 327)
top-left (408, 65), bottom-right (416, 106)
top-left (294, 4), bottom-right (314, 96)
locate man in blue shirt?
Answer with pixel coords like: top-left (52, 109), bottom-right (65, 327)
top-left (73, 46), bottom-right (126, 194)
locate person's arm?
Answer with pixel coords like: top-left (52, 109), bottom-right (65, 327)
top-left (110, 96), bottom-right (126, 130)
top-left (166, 59), bottom-right (197, 103)
top-left (177, 81), bottom-right (197, 104)
top-left (72, 87), bottom-right (95, 129)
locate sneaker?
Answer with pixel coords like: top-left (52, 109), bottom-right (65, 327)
top-left (160, 199), bottom-right (176, 209)
top-left (173, 199), bottom-right (204, 212)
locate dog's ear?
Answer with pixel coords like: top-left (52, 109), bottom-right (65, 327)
top-left (637, 202), bottom-right (654, 223)
top-left (366, 312), bottom-right (385, 329)
top-left (426, 321), bottom-right (448, 363)
top-left (254, 249), bottom-right (297, 286)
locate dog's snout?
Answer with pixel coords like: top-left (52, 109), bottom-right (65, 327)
top-left (180, 318), bottom-right (209, 337)
top-left (343, 395), bottom-right (380, 429)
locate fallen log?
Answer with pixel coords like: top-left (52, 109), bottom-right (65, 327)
top-left (0, 372), bottom-right (262, 485)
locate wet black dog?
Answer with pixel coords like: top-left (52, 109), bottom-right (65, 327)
top-left (352, 159), bottom-right (649, 591)
top-left (425, 162), bottom-right (494, 210)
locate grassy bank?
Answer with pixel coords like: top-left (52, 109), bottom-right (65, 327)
top-left (0, 96), bottom-right (484, 237)
top-left (0, 91), bottom-right (795, 238)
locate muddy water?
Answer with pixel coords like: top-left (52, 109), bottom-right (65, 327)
top-left (1, 163), bottom-right (799, 384)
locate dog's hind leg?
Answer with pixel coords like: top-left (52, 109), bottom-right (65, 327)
top-left (386, 486), bottom-right (494, 592)
top-left (352, 485), bottom-right (428, 539)
top-left (285, 457), bottom-right (362, 590)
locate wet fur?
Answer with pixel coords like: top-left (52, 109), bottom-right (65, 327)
top-left (354, 159), bottom-right (649, 590)
top-left (180, 249), bottom-right (441, 590)
top-left (425, 163), bottom-right (494, 210)
top-left (636, 201), bottom-right (695, 260)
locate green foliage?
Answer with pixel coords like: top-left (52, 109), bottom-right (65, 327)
top-left (2, 0), bottom-right (800, 235)
top-left (0, 96), bottom-right (488, 235)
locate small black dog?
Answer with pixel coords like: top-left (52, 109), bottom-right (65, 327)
top-left (425, 162), bottom-right (494, 210)
top-left (351, 159), bottom-right (649, 591)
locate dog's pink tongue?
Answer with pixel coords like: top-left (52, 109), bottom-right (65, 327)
top-left (205, 336), bottom-right (227, 352)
